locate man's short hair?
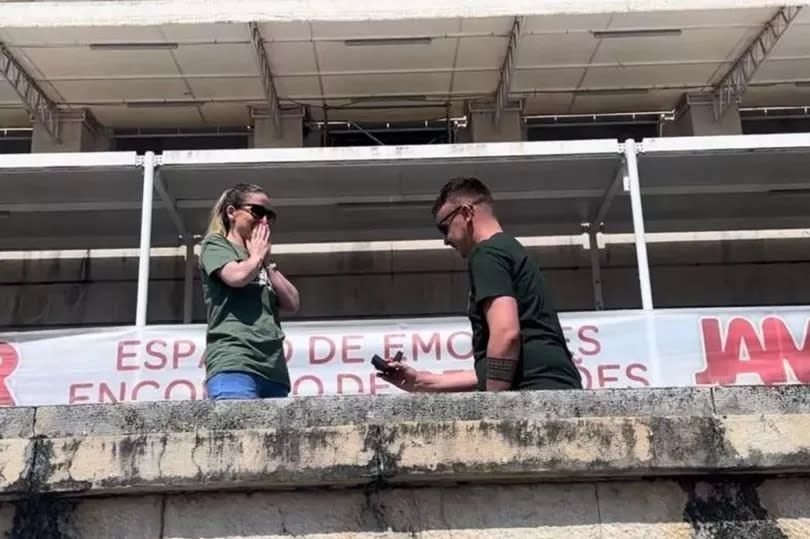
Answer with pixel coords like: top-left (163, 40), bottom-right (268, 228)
top-left (432, 177), bottom-right (494, 216)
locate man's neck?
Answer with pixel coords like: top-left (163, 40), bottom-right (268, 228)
top-left (472, 218), bottom-right (503, 245)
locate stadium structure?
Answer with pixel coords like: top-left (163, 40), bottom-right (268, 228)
top-left (0, 1), bottom-right (809, 403)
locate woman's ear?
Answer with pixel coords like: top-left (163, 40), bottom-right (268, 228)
top-left (225, 205), bottom-right (236, 219)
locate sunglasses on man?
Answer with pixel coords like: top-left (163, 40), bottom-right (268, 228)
top-left (242, 204), bottom-right (277, 225)
top-left (436, 206), bottom-right (464, 237)
top-left (435, 198), bottom-right (485, 236)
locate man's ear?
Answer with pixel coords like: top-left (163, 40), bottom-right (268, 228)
top-left (464, 204), bottom-right (475, 222)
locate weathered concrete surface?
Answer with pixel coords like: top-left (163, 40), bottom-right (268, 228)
top-left (758, 478), bottom-right (810, 538)
top-left (1, 386), bottom-right (810, 537)
top-left (26, 387), bottom-right (722, 493)
top-left (0, 407), bottom-right (35, 498)
top-left (713, 384), bottom-right (810, 415)
top-left (4, 386), bottom-right (810, 495)
top-left (3, 495), bottom-right (163, 539)
top-left (3, 479), bottom-right (810, 538)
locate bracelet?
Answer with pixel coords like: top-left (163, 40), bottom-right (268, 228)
top-left (486, 357), bottom-right (517, 382)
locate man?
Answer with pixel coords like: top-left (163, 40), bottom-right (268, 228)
top-left (380, 177), bottom-right (582, 392)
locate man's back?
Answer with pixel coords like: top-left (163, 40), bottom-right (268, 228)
top-left (467, 232), bottom-right (582, 390)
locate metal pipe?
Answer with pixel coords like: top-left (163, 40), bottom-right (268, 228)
top-left (347, 122), bottom-right (385, 145)
top-left (446, 105), bottom-right (452, 143)
top-left (318, 127), bottom-right (447, 135)
top-left (588, 230), bottom-right (604, 310)
top-left (135, 151), bottom-right (155, 327)
top-left (592, 165), bottom-right (624, 229)
top-left (624, 139), bottom-right (654, 310)
top-left (183, 238), bottom-right (195, 324)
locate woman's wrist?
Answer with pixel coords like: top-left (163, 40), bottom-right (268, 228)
top-left (246, 253), bottom-right (265, 271)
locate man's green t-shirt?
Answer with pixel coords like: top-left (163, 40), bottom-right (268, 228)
top-left (199, 234), bottom-right (290, 389)
top-left (467, 232), bottom-right (582, 391)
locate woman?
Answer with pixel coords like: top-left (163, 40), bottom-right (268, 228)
top-left (199, 183), bottom-right (300, 400)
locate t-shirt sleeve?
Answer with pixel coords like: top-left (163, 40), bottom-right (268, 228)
top-left (200, 235), bottom-right (239, 277)
top-left (469, 246), bottom-right (515, 304)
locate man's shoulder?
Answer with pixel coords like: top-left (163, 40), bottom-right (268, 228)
top-left (472, 233), bottom-right (524, 258)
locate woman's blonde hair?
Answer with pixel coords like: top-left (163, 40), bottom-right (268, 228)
top-left (206, 183), bottom-right (266, 237)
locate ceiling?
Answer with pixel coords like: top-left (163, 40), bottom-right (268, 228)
top-left (0, 4), bottom-right (809, 127)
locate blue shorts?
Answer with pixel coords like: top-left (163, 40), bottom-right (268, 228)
top-left (206, 371), bottom-right (289, 400)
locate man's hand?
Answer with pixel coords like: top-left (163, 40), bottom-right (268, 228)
top-left (377, 357), bottom-right (479, 393)
top-left (377, 358), bottom-right (423, 392)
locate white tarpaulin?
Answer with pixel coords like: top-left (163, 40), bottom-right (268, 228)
top-left (1, 306), bottom-right (809, 407)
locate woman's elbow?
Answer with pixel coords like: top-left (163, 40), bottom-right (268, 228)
top-left (221, 276), bottom-right (250, 288)
top-left (280, 297), bottom-right (301, 314)
top-left (218, 267), bottom-right (251, 288)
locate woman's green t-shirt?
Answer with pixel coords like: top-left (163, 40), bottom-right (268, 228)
top-left (199, 234), bottom-right (289, 389)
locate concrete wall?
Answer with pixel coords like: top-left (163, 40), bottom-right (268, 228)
top-left (3, 479), bottom-right (809, 538)
top-left (1, 385), bottom-right (810, 538)
top-left (2, 237), bottom-right (810, 329)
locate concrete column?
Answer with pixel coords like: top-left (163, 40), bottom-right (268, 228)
top-left (250, 106), bottom-right (304, 148)
top-left (661, 93), bottom-right (742, 137)
top-left (31, 109), bottom-right (111, 152)
top-left (302, 125), bottom-right (322, 148)
top-left (466, 100), bottom-right (524, 143)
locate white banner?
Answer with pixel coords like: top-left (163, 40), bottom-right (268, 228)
top-left (1, 306), bottom-right (809, 406)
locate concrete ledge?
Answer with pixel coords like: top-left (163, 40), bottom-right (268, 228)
top-left (713, 384), bottom-right (810, 415)
top-left (2, 386), bottom-right (810, 498)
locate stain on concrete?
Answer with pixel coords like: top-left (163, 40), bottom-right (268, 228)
top-left (648, 416), bottom-right (733, 468)
top-left (11, 496), bottom-right (79, 539)
top-left (680, 479), bottom-right (788, 539)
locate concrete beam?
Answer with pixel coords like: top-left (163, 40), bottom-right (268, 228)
top-left (30, 108), bottom-right (110, 152)
top-left (466, 99), bottom-right (524, 142)
top-left (0, 1), bottom-right (792, 27)
top-left (663, 92), bottom-right (743, 136)
top-left (250, 105), bottom-right (304, 147)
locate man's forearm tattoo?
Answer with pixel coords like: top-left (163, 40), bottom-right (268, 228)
top-left (487, 357), bottom-right (517, 382)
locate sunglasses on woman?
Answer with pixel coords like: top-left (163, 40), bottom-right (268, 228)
top-left (242, 204), bottom-right (277, 224)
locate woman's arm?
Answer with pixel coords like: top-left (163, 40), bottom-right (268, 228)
top-left (217, 255), bottom-right (264, 288)
top-left (267, 266), bottom-right (300, 313)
